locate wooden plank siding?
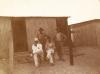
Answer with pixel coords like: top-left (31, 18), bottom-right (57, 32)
top-left (0, 17), bottom-right (13, 74)
top-left (25, 17), bottom-right (57, 51)
top-left (70, 19), bottom-right (100, 47)
top-left (95, 21), bottom-right (100, 48)
top-left (0, 17), bottom-right (12, 59)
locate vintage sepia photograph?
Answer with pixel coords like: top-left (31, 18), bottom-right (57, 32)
top-left (0, 0), bottom-right (100, 74)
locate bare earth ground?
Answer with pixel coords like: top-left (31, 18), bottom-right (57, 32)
top-left (1, 46), bottom-right (100, 74)
top-left (14, 46), bottom-right (100, 74)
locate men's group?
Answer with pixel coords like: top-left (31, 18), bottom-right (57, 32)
top-left (32, 28), bottom-right (67, 67)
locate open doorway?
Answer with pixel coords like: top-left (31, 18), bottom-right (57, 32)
top-left (11, 17), bottom-right (28, 52)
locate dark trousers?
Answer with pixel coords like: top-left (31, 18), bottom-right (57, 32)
top-left (55, 41), bottom-right (63, 60)
top-left (42, 44), bottom-right (47, 61)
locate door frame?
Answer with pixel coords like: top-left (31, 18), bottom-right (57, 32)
top-left (11, 17), bottom-right (28, 52)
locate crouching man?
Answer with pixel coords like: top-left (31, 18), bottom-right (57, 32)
top-left (45, 37), bottom-right (55, 66)
top-left (32, 38), bottom-right (43, 67)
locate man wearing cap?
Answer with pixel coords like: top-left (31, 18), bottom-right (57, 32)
top-left (36, 28), bottom-right (47, 61)
top-left (32, 37), bottom-right (43, 67)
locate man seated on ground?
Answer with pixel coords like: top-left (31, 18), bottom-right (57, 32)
top-left (36, 28), bottom-right (47, 61)
top-left (32, 37), bottom-right (43, 67)
top-left (45, 37), bottom-right (55, 66)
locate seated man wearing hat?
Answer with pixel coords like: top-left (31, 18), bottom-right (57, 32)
top-left (32, 37), bottom-right (43, 67)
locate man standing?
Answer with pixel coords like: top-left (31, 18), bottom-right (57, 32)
top-left (55, 30), bottom-right (66, 61)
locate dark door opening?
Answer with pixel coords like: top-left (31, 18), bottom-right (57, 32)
top-left (11, 17), bottom-right (28, 52)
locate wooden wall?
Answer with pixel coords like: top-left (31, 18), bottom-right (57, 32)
top-left (25, 17), bottom-right (57, 51)
top-left (95, 21), bottom-right (100, 47)
top-left (71, 21), bottom-right (99, 46)
top-left (0, 17), bottom-right (12, 59)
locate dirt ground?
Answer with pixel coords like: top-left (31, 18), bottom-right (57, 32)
top-left (1, 46), bottom-right (100, 74)
top-left (13, 46), bottom-right (100, 74)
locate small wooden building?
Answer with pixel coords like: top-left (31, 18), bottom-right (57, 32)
top-left (0, 16), bottom-right (68, 54)
top-left (70, 19), bottom-right (100, 47)
top-left (0, 16), bottom-right (69, 74)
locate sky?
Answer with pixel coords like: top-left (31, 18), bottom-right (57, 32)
top-left (0, 0), bottom-right (100, 25)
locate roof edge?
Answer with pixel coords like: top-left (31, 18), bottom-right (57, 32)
top-left (0, 16), bottom-right (69, 18)
top-left (70, 19), bottom-right (100, 28)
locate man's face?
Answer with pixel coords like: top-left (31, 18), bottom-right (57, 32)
top-left (34, 41), bottom-right (38, 46)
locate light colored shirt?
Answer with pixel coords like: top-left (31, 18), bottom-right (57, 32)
top-left (45, 42), bottom-right (55, 50)
top-left (32, 43), bottom-right (43, 54)
top-left (56, 32), bottom-right (62, 41)
top-left (56, 32), bottom-right (67, 41)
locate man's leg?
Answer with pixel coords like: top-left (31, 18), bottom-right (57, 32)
top-left (49, 53), bottom-right (54, 64)
top-left (33, 54), bottom-right (39, 67)
top-left (42, 44), bottom-right (47, 61)
top-left (56, 45), bottom-right (62, 59)
top-left (39, 52), bottom-right (44, 64)
top-left (47, 50), bottom-right (54, 65)
top-left (55, 41), bottom-right (63, 60)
